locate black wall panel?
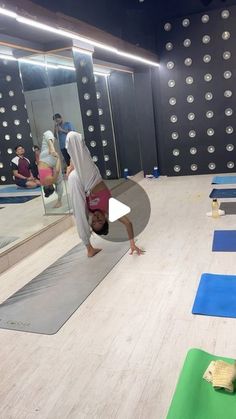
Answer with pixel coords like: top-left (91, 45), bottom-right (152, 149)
top-left (95, 74), bottom-right (119, 179)
top-left (73, 50), bottom-right (106, 177)
top-left (133, 68), bottom-right (158, 175)
top-left (0, 59), bottom-right (33, 185)
top-left (158, 6), bottom-right (236, 176)
top-left (108, 71), bottom-right (142, 176)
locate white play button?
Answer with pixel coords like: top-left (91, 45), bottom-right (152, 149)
top-left (108, 197), bottom-right (131, 222)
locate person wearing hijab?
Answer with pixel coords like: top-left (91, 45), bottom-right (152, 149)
top-left (66, 131), bottom-right (144, 257)
top-left (38, 130), bottom-right (64, 208)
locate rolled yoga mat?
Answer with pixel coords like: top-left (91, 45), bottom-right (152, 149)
top-left (212, 176), bottom-right (236, 185)
top-left (210, 189), bottom-right (236, 199)
top-left (167, 348), bottom-right (236, 419)
top-left (192, 273), bottom-right (236, 318)
top-left (0, 240), bottom-right (129, 335)
top-left (220, 202), bottom-right (236, 215)
top-left (212, 230), bottom-right (236, 252)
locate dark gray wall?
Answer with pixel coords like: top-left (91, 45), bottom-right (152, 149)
top-left (156, 4), bottom-right (236, 176)
top-left (133, 68), bottom-right (158, 175)
top-left (108, 71), bottom-right (142, 176)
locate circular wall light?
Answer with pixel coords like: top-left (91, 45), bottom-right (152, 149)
top-left (205, 92), bottom-right (213, 101)
top-left (203, 54), bottom-right (211, 63)
top-left (201, 15), bottom-right (209, 23)
top-left (167, 61), bottom-right (175, 69)
top-left (184, 57), bottom-right (192, 66)
top-left (226, 144), bottom-right (234, 151)
top-left (170, 115), bottom-right (178, 123)
top-left (191, 164), bottom-right (198, 171)
top-left (207, 128), bottom-right (214, 136)
top-left (172, 149), bottom-right (180, 156)
top-left (169, 97), bottom-right (177, 105)
top-left (202, 35), bottom-right (210, 44)
top-left (188, 112), bottom-right (195, 120)
top-left (187, 95), bottom-right (194, 103)
top-left (182, 18), bottom-right (190, 27)
top-left (183, 39), bottom-right (191, 47)
top-left (224, 90), bottom-right (232, 98)
top-left (222, 31), bottom-right (230, 40)
top-left (168, 80), bottom-right (175, 87)
top-left (171, 132), bottom-right (179, 139)
top-left (166, 42), bottom-right (173, 51)
top-left (206, 110), bottom-right (214, 118)
top-left (174, 165), bottom-right (181, 172)
top-left (224, 71), bottom-right (232, 79)
top-left (189, 130), bottom-right (196, 138)
top-left (190, 147), bottom-right (197, 155)
top-left (207, 145), bottom-right (215, 153)
top-left (227, 161), bottom-right (234, 169)
top-left (226, 126), bottom-right (234, 134)
top-left (208, 162), bottom-right (216, 170)
top-left (223, 51), bottom-right (231, 60)
top-left (225, 108), bottom-right (233, 116)
top-left (221, 10), bottom-right (230, 19)
top-left (164, 22), bottom-right (172, 31)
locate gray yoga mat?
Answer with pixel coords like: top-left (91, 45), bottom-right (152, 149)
top-left (220, 202), bottom-right (236, 215)
top-left (0, 236), bottom-right (18, 250)
top-left (0, 240), bottom-right (128, 335)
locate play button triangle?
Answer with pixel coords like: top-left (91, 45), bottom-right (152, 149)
top-left (108, 197), bottom-right (131, 222)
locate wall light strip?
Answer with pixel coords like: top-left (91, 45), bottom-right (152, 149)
top-left (94, 71), bottom-right (110, 77)
top-left (0, 54), bottom-right (16, 61)
top-left (0, 7), bottom-right (159, 67)
top-left (0, 7), bottom-right (17, 18)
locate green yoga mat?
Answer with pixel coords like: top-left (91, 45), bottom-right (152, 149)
top-left (167, 348), bottom-right (236, 419)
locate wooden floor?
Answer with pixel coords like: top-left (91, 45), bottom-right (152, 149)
top-left (0, 174), bottom-right (236, 419)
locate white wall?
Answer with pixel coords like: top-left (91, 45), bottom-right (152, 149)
top-left (24, 83), bottom-right (84, 147)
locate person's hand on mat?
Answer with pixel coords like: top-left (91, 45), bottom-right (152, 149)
top-left (87, 244), bottom-right (102, 258)
top-left (129, 243), bottom-right (145, 255)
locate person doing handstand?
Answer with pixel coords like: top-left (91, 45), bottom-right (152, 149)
top-left (66, 131), bottom-right (144, 257)
top-left (38, 130), bottom-right (64, 208)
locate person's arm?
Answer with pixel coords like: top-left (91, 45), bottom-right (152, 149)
top-left (13, 169), bottom-right (29, 180)
top-left (68, 170), bottom-right (101, 257)
top-left (66, 162), bottom-right (74, 178)
top-left (48, 139), bottom-right (56, 155)
top-left (58, 122), bottom-right (74, 135)
top-left (118, 215), bottom-right (144, 255)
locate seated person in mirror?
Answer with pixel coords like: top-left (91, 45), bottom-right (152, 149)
top-left (66, 131), bottom-right (144, 258)
top-left (53, 113), bottom-right (74, 167)
top-left (38, 130), bottom-right (64, 208)
top-left (11, 145), bottom-right (41, 189)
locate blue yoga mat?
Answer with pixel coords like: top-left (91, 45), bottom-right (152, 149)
top-left (0, 196), bottom-right (39, 204)
top-left (192, 273), bottom-right (236, 318)
top-left (210, 188), bottom-right (236, 198)
top-left (0, 185), bottom-right (41, 195)
top-left (212, 176), bottom-right (236, 185)
top-left (213, 230), bottom-right (236, 252)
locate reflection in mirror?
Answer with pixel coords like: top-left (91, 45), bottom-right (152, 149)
top-left (19, 53), bottom-right (76, 215)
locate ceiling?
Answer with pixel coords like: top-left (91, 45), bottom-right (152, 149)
top-left (31, 0), bottom-right (236, 52)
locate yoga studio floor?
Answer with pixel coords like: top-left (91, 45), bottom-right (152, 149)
top-left (0, 174), bottom-right (236, 418)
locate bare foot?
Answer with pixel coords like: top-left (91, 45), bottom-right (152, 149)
top-left (53, 201), bottom-right (62, 208)
top-left (87, 248), bottom-right (102, 258)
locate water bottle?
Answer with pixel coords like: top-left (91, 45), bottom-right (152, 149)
top-left (124, 168), bottom-right (129, 179)
top-left (153, 166), bottom-right (160, 178)
top-left (212, 199), bottom-right (219, 218)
